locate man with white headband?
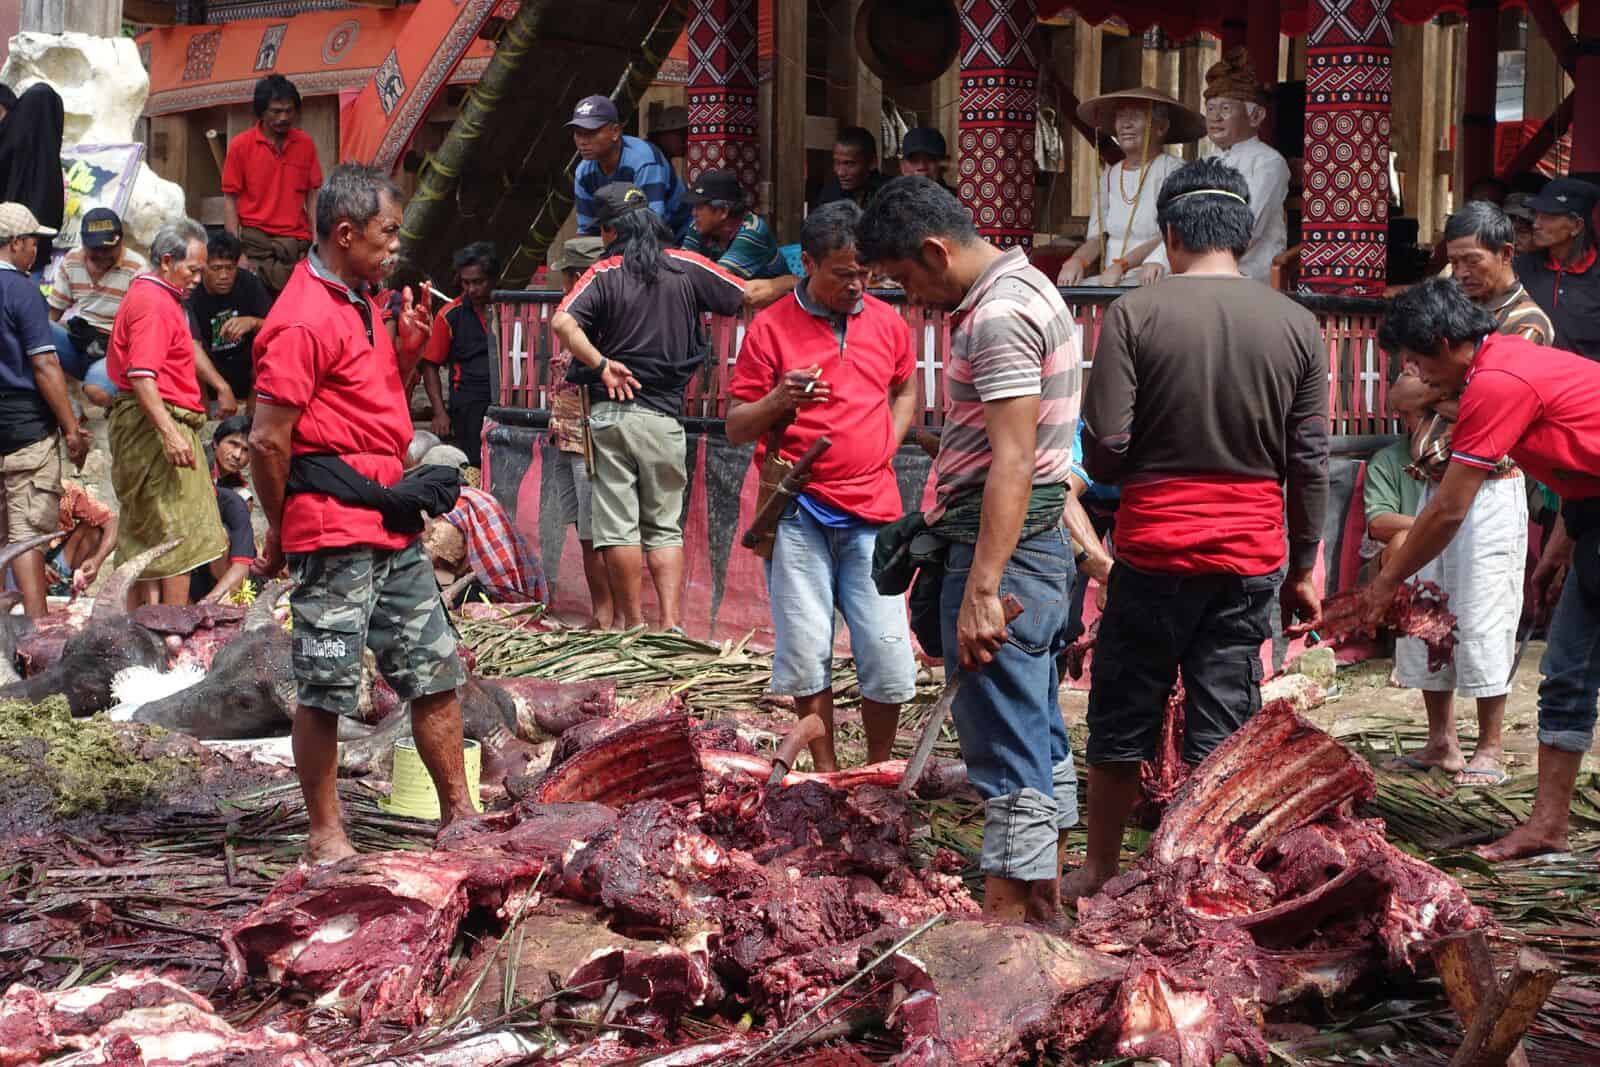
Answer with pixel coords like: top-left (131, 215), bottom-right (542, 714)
top-left (1070, 157), bottom-right (1330, 902)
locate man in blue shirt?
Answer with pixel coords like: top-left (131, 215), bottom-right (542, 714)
top-left (0, 202), bottom-right (88, 616)
top-left (568, 95), bottom-right (691, 240)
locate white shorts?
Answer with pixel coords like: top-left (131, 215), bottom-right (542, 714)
top-left (1395, 474), bottom-right (1527, 698)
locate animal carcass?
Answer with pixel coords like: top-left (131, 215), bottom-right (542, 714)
top-left (0, 541), bottom-right (176, 715)
top-left (0, 970), bottom-right (329, 1066)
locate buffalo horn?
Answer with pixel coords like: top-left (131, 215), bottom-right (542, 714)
top-left (92, 538), bottom-right (183, 619)
top-left (0, 530), bottom-right (67, 577)
top-left (244, 578), bottom-right (293, 631)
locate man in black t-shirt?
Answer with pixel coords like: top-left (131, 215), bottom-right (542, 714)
top-left (421, 242), bottom-right (498, 466)
top-left (189, 231), bottom-right (273, 409)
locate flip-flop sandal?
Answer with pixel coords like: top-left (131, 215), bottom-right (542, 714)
top-left (1382, 754), bottom-right (1438, 773)
top-left (1453, 766), bottom-right (1510, 788)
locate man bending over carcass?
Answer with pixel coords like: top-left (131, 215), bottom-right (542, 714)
top-left (251, 164), bottom-right (475, 861)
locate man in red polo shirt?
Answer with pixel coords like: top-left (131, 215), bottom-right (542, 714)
top-left (222, 75), bottom-right (323, 296)
top-left (1363, 277), bottom-right (1600, 863)
top-left (726, 201), bottom-right (919, 771)
top-left (251, 164), bottom-right (473, 861)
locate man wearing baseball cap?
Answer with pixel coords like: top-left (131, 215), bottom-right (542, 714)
top-left (568, 94), bottom-right (691, 241)
top-left (1515, 176), bottom-right (1600, 361)
top-left (46, 206), bottom-right (147, 382)
top-left (0, 202), bottom-right (90, 617)
top-left (898, 127), bottom-right (954, 194)
top-left (681, 169), bottom-right (795, 307)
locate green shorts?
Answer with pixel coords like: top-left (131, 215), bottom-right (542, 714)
top-left (587, 400), bottom-right (686, 551)
top-left (287, 542), bottom-right (465, 718)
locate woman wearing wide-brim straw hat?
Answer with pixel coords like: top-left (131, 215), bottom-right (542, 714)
top-left (1057, 87), bottom-right (1204, 288)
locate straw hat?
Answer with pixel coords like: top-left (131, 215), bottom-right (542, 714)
top-left (1076, 87), bottom-right (1204, 146)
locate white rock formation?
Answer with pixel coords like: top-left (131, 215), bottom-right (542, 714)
top-left (1, 31), bottom-right (185, 255)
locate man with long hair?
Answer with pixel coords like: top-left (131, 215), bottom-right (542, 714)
top-left (551, 184), bottom-right (745, 631)
top-left (222, 75), bottom-right (322, 295)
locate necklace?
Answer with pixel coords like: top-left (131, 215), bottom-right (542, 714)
top-left (1118, 159), bottom-right (1149, 205)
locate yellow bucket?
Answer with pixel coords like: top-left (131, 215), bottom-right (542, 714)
top-left (381, 737), bottom-right (483, 820)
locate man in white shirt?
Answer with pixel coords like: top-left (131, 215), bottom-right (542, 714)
top-left (1203, 47), bottom-right (1289, 283)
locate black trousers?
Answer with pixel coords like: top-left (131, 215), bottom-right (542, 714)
top-left (1086, 561), bottom-right (1282, 766)
top-left (449, 391), bottom-right (492, 467)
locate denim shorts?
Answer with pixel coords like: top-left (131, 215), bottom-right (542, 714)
top-left (1087, 562), bottom-right (1281, 766)
top-left (764, 503), bottom-right (916, 703)
top-left (1537, 526), bottom-right (1600, 753)
top-left (941, 526), bottom-right (1077, 882)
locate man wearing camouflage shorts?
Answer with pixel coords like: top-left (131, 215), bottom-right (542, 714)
top-left (251, 164), bottom-right (474, 862)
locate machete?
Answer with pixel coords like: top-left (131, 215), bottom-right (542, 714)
top-left (899, 594), bottom-right (1024, 796)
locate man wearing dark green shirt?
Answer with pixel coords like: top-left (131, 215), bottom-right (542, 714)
top-left (1361, 374), bottom-right (1429, 579)
top-left (680, 169), bottom-right (796, 307)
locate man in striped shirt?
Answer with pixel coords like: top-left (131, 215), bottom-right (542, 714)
top-left (858, 176), bottom-right (1081, 923)
top-left (47, 207), bottom-right (146, 379)
top-left (568, 95), bottom-right (691, 241)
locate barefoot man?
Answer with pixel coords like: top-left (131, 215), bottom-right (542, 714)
top-left (251, 164), bottom-right (475, 861)
top-left (1362, 276), bottom-right (1600, 862)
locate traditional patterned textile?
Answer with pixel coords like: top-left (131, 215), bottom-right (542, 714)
top-left (1300, 0), bottom-right (1393, 295)
top-left (686, 0), bottom-right (759, 189)
top-left (443, 485), bottom-right (547, 603)
top-left (957, 0), bottom-right (1040, 250)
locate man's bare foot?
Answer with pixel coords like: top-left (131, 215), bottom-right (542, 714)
top-left (304, 831), bottom-right (358, 865)
top-left (1474, 821), bottom-right (1569, 863)
top-left (1060, 864), bottom-right (1116, 907)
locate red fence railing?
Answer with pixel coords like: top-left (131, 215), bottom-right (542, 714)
top-left (495, 288), bottom-right (1394, 437)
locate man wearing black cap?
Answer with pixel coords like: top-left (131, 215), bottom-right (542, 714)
top-left (46, 206), bottom-right (147, 380)
top-left (568, 94), bottom-right (691, 241)
top-left (1515, 176), bottom-right (1600, 361)
top-left (680, 169), bottom-right (796, 308)
top-left (898, 127), bottom-right (955, 195)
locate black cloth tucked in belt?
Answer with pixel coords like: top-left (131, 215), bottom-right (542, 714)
top-left (286, 454), bottom-right (461, 535)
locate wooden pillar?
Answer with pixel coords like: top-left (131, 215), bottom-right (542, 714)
top-left (685, 0), bottom-right (760, 188)
top-left (21, 0), bottom-right (121, 35)
top-left (1392, 22), bottom-right (1442, 241)
top-left (957, 0), bottom-right (1040, 248)
top-left (827, 0), bottom-right (882, 145)
top-left (771, 0), bottom-right (805, 241)
top-left (1070, 17), bottom-right (1103, 216)
top-left (1247, 0), bottom-right (1281, 85)
top-left (1574, 0), bottom-right (1600, 172)
top-left (1461, 0), bottom-right (1499, 192)
top-left (1302, 0), bottom-right (1393, 294)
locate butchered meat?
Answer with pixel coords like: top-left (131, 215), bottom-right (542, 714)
top-left (0, 970), bottom-right (329, 1066)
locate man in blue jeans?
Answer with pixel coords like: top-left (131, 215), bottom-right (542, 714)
top-left (727, 201), bottom-right (919, 771)
top-left (1363, 277), bottom-right (1600, 863)
top-left (1078, 158), bottom-right (1327, 903)
top-left (859, 177), bottom-right (1081, 922)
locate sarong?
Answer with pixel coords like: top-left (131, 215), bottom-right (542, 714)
top-left (108, 396), bottom-right (225, 579)
top-left (240, 226), bottom-right (311, 294)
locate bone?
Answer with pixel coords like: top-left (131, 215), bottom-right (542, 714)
top-left (244, 578), bottom-right (293, 631)
top-left (92, 538), bottom-right (184, 619)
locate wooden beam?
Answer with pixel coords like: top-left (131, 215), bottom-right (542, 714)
top-left (1500, 91), bottom-right (1575, 179)
top-left (771, 0), bottom-right (806, 243)
top-left (1448, 948), bottom-right (1560, 1067)
top-left (1526, 0), bottom-right (1579, 75)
